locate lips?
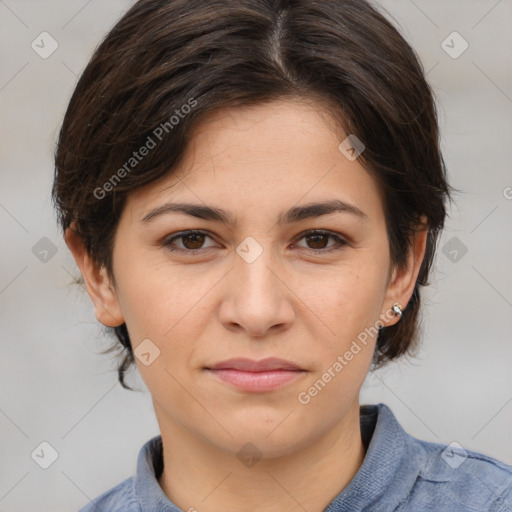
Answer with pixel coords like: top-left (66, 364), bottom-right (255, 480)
top-left (205, 358), bottom-right (306, 392)
top-left (206, 357), bottom-right (304, 372)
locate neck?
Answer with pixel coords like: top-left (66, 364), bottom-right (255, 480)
top-left (156, 399), bottom-right (365, 512)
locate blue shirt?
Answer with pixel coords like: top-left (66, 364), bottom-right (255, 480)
top-left (78, 403), bottom-right (512, 511)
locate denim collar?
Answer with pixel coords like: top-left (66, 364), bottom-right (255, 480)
top-left (134, 403), bottom-right (426, 511)
top-left (325, 403), bottom-right (426, 511)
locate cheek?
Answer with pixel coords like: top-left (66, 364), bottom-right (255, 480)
top-left (114, 257), bottom-right (217, 341)
top-left (134, 353), bottom-right (201, 432)
top-left (293, 348), bottom-right (370, 434)
top-left (114, 260), bottom-right (220, 401)
top-left (309, 259), bottom-right (388, 344)
top-left (295, 267), bottom-right (385, 411)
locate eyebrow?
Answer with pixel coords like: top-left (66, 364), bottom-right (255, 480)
top-left (140, 199), bottom-right (368, 225)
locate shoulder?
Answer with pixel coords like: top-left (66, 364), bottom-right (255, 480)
top-left (405, 435), bottom-right (512, 512)
top-left (78, 476), bottom-right (139, 512)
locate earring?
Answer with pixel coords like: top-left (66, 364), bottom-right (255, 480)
top-left (392, 303), bottom-right (403, 318)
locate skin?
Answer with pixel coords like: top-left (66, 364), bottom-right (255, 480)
top-left (66, 98), bottom-right (427, 512)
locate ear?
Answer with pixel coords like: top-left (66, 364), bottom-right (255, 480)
top-left (64, 223), bottom-right (125, 327)
top-left (381, 216), bottom-right (428, 327)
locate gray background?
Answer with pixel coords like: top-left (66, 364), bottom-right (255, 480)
top-left (1, 0), bottom-right (511, 510)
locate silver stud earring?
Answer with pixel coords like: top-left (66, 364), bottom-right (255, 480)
top-left (392, 303), bottom-right (403, 318)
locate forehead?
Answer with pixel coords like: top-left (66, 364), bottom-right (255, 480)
top-left (123, 99), bottom-right (385, 225)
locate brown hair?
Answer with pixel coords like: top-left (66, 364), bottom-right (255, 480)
top-left (53, 0), bottom-right (453, 389)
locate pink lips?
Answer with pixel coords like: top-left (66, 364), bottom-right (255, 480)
top-left (205, 357), bottom-right (305, 392)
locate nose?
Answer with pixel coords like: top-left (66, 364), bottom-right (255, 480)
top-left (218, 244), bottom-right (295, 338)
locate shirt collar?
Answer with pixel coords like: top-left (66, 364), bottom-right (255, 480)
top-left (135, 434), bottom-right (182, 511)
top-left (325, 403), bottom-right (427, 511)
top-left (134, 403), bottom-right (426, 511)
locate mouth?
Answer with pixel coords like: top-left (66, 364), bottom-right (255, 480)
top-left (204, 357), bottom-right (306, 392)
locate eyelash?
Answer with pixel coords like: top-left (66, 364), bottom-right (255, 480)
top-left (162, 229), bottom-right (348, 254)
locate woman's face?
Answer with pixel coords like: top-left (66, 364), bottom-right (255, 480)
top-left (86, 99), bottom-right (421, 457)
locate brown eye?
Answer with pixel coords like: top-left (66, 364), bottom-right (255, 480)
top-left (306, 233), bottom-right (330, 249)
top-left (181, 233), bottom-right (206, 249)
top-left (294, 230), bottom-right (348, 253)
top-left (164, 230), bottom-right (216, 252)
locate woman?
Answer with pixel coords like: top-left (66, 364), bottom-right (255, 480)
top-left (52, 0), bottom-right (512, 510)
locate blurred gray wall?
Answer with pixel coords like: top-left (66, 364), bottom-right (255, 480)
top-left (1, 0), bottom-right (511, 510)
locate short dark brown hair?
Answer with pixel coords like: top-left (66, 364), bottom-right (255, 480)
top-left (53, 0), bottom-right (453, 389)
